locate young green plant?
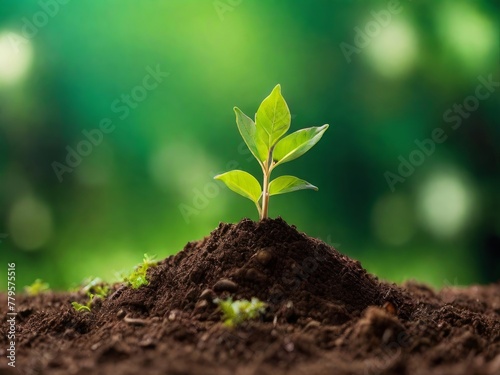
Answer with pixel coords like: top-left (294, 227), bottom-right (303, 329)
top-left (71, 293), bottom-right (95, 313)
top-left (71, 283), bottom-right (111, 313)
top-left (123, 253), bottom-right (158, 289)
top-left (24, 279), bottom-right (50, 296)
top-left (214, 84), bottom-right (329, 219)
top-left (215, 297), bottom-right (266, 327)
top-left (79, 277), bottom-right (110, 298)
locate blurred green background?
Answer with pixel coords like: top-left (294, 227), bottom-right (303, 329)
top-left (0, 0), bottom-right (499, 291)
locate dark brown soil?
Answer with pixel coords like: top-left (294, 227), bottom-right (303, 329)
top-left (1, 218), bottom-right (499, 375)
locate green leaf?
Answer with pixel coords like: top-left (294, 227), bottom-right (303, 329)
top-left (71, 301), bottom-right (91, 312)
top-left (255, 84), bottom-right (291, 151)
top-left (216, 297), bottom-right (266, 327)
top-left (273, 124), bottom-right (329, 166)
top-left (269, 175), bottom-right (318, 196)
top-left (234, 107), bottom-right (267, 163)
top-left (214, 170), bottom-right (262, 203)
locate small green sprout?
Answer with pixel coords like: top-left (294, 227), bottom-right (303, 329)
top-left (124, 253), bottom-right (158, 289)
top-left (24, 279), bottom-right (50, 296)
top-left (215, 297), bottom-right (267, 327)
top-left (79, 276), bottom-right (101, 292)
top-left (93, 284), bottom-right (109, 299)
top-left (71, 293), bottom-right (94, 313)
top-left (214, 84), bottom-right (329, 219)
top-left (81, 277), bottom-right (110, 298)
top-left (142, 253), bottom-right (158, 267)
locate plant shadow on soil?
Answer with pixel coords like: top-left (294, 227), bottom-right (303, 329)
top-left (1, 218), bottom-right (499, 375)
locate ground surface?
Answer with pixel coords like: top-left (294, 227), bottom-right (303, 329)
top-left (1, 218), bottom-right (499, 375)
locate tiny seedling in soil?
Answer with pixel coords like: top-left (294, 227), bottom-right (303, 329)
top-left (93, 284), bottom-right (109, 299)
top-left (215, 297), bottom-right (267, 328)
top-left (71, 283), bottom-right (111, 313)
top-left (214, 84), bottom-right (328, 219)
top-left (6, 219), bottom-right (500, 374)
top-left (72, 293), bottom-right (95, 313)
top-left (123, 253), bottom-right (158, 289)
top-left (24, 279), bottom-right (50, 296)
top-left (79, 277), bottom-right (110, 298)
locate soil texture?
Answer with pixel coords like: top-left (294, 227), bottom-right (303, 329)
top-left (1, 218), bottom-right (499, 375)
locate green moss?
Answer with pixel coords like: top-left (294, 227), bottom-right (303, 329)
top-left (215, 297), bottom-right (267, 327)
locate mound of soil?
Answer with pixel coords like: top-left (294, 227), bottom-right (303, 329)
top-left (1, 218), bottom-right (499, 375)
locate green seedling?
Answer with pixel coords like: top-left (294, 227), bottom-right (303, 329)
top-left (93, 284), bottom-right (110, 299)
top-left (71, 293), bottom-right (94, 313)
top-left (214, 84), bottom-right (329, 219)
top-left (81, 277), bottom-right (110, 298)
top-left (71, 277), bottom-right (113, 313)
top-left (24, 279), bottom-right (50, 296)
top-left (123, 253), bottom-right (158, 289)
top-left (215, 297), bottom-right (267, 327)
top-left (79, 276), bottom-right (102, 292)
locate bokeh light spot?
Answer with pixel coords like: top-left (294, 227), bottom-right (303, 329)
top-left (366, 19), bottom-right (418, 79)
top-left (0, 31), bottom-right (33, 85)
top-left (8, 196), bottom-right (53, 251)
top-left (436, 2), bottom-right (497, 71)
top-left (417, 170), bottom-right (477, 239)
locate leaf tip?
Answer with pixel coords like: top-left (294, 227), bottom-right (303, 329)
top-left (308, 183), bottom-right (319, 191)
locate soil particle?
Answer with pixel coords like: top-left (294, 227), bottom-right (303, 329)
top-left (199, 288), bottom-right (216, 301)
top-left (1, 218), bottom-right (499, 375)
top-left (254, 248), bottom-right (275, 266)
top-left (213, 279), bottom-right (238, 293)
